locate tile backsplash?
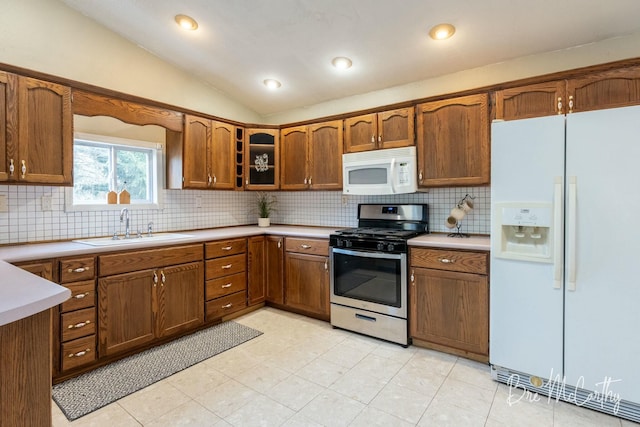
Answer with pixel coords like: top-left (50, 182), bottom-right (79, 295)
top-left (0, 185), bottom-right (490, 245)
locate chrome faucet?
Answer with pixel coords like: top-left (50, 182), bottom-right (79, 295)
top-left (147, 221), bottom-right (153, 237)
top-left (120, 208), bottom-right (130, 239)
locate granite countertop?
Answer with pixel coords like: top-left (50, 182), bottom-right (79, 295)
top-left (0, 225), bottom-right (489, 326)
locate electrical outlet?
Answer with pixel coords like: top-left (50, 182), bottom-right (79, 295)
top-left (41, 195), bottom-right (52, 211)
top-left (341, 195), bottom-right (348, 206)
top-left (195, 196), bottom-right (202, 208)
top-left (0, 195), bottom-right (7, 212)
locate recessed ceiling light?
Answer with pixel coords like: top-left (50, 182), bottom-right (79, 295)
top-left (263, 79), bottom-right (282, 90)
top-left (429, 23), bottom-right (455, 40)
top-left (332, 57), bottom-right (353, 70)
top-left (175, 14), bottom-right (198, 31)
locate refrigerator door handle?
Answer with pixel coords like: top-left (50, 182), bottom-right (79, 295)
top-left (567, 176), bottom-right (578, 291)
top-left (553, 177), bottom-right (563, 289)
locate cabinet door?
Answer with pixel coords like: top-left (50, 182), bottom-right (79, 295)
top-left (17, 77), bottom-right (72, 184)
top-left (285, 252), bottom-right (329, 318)
top-left (568, 65), bottom-right (640, 113)
top-left (344, 114), bottom-right (376, 153)
top-left (0, 71), bottom-right (18, 182)
top-left (410, 267), bottom-right (488, 357)
top-left (247, 236), bottom-right (266, 306)
top-left (416, 93), bottom-right (489, 187)
top-left (98, 270), bottom-right (155, 356)
top-left (495, 81), bottom-right (566, 120)
top-left (157, 262), bottom-right (204, 338)
top-left (280, 126), bottom-right (309, 190)
top-left (245, 128), bottom-right (279, 190)
top-left (309, 120), bottom-right (343, 190)
top-left (211, 121), bottom-right (235, 189)
top-left (378, 107), bottom-right (414, 149)
top-left (266, 236), bottom-right (284, 305)
top-left (183, 114), bottom-right (211, 189)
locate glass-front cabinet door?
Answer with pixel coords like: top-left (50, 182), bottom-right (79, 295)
top-left (245, 128), bottom-right (279, 190)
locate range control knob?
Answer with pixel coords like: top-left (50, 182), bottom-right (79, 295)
top-left (336, 238), bottom-right (343, 247)
top-left (345, 240), bottom-right (353, 248)
top-left (387, 243), bottom-right (395, 252)
top-left (376, 242), bottom-right (385, 251)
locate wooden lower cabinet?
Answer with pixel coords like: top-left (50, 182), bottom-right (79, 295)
top-left (97, 244), bottom-right (204, 358)
top-left (205, 238), bottom-right (247, 320)
top-left (247, 236), bottom-right (266, 306)
top-left (410, 248), bottom-right (489, 362)
top-left (266, 236), bottom-right (284, 304)
top-left (284, 238), bottom-right (330, 319)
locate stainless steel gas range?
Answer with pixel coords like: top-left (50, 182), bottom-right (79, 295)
top-left (329, 204), bottom-right (428, 346)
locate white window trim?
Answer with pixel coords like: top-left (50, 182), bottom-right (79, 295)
top-left (65, 132), bottom-right (165, 212)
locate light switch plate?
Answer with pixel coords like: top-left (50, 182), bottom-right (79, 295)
top-left (195, 196), bottom-right (202, 208)
top-left (0, 195), bottom-right (7, 212)
top-left (41, 195), bottom-right (52, 211)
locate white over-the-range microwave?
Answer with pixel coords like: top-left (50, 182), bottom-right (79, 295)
top-left (342, 146), bottom-right (418, 195)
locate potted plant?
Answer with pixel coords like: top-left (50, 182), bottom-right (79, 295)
top-left (256, 192), bottom-right (276, 227)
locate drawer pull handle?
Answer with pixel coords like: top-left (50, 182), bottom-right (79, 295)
top-left (68, 320), bottom-right (91, 329)
top-left (300, 244), bottom-right (312, 249)
top-left (221, 283), bottom-right (232, 288)
top-left (222, 303), bottom-right (233, 309)
top-left (74, 292), bottom-right (90, 299)
top-left (68, 266), bottom-right (90, 273)
top-left (439, 258), bottom-right (455, 264)
top-left (221, 264), bottom-right (233, 269)
top-left (221, 246), bottom-right (233, 251)
top-left (68, 348), bottom-right (91, 358)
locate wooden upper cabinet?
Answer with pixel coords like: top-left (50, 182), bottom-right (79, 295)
top-left (211, 121), bottom-right (236, 190)
top-left (2, 76), bottom-right (72, 185)
top-left (344, 107), bottom-right (414, 153)
top-left (183, 115), bottom-right (235, 190)
top-left (281, 120), bottom-right (343, 190)
top-left (280, 126), bottom-right (309, 190)
top-left (245, 128), bottom-right (279, 190)
top-left (568, 65), bottom-right (640, 113)
top-left (183, 114), bottom-right (211, 189)
top-left (309, 120), bottom-right (343, 190)
top-left (416, 93), bottom-right (489, 187)
top-left (0, 72), bottom-right (16, 182)
top-left (495, 65), bottom-right (640, 120)
top-left (495, 81), bottom-right (566, 120)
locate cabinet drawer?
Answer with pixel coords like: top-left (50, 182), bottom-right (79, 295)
top-left (61, 307), bottom-right (96, 342)
top-left (60, 257), bottom-right (95, 282)
top-left (206, 291), bottom-right (247, 320)
top-left (61, 335), bottom-right (96, 371)
top-left (99, 244), bottom-right (203, 276)
top-left (60, 280), bottom-right (96, 313)
top-left (205, 238), bottom-right (247, 258)
top-left (206, 253), bottom-right (246, 279)
top-left (411, 248), bottom-right (487, 275)
top-left (206, 272), bottom-right (246, 300)
top-left (285, 238), bottom-right (329, 256)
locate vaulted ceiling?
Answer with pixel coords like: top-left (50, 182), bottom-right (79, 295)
top-left (60, 0), bottom-right (640, 116)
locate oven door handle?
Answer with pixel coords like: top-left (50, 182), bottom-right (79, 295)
top-left (331, 247), bottom-right (405, 261)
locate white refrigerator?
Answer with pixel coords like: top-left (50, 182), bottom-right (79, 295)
top-left (490, 105), bottom-right (640, 422)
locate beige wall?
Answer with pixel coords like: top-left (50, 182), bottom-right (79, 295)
top-left (2, 0), bottom-right (640, 125)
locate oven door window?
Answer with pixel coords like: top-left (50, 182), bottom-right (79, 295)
top-left (333, 250), bottom-right (403, 308)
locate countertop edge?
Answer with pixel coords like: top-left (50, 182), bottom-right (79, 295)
top-left (408, 234), bottom-right (490, 251)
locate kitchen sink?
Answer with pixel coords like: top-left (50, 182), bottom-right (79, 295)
top-left (73, 233), bottom-right (194, 246)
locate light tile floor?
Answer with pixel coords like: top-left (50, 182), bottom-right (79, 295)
top-left (52, 307), bottom-right (639, 426)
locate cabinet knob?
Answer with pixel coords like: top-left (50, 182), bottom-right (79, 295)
top-left (222, 303), bottom-right (233, 309)
top-left (213, 175), bottom-right (217, 184)
top-left (439, 258), bottom-right (455, 264)
top-left (221, 283), bottom-right (232, 288)
top-left (300, 244), bottom-right (311, 249)
top-left (73, 292), bottom-right (90, 300)
top-left (160, 270), bottom-right (166, 286)
top-left (21, 160), bottom-right (26, 179)
top-left (557, 97), bottom-right (563, 114)
top-left (304, 177), bottom-right (308, 184)
top-left (153, 271), bottom-right (158, 286)
top-left (277, 240), bottom-right (282, 248)
top-left (308, 176), bottom-right (312, 185)
top-left (418, 170), bottom-right (423, 182)
top-left (68, 320), bottom-right (91, 329)
top-left (221, 264), bottom-right (233, 269)
top-left (221, 246), bottom-right (233, 251)
top-left (324, 259), bottom-right (328, 271)
top-left (68, 266), bottom-right (90, 273)
top-left (9, 159), bottom-right (14, 176)
top-left (378, 134), bottom-right (382, 142)
top-left (208, 174), bottom-right (212, 185)
top-left (568, 95), bottom-right (574, 114)
top-left (68, 349), bottom-right (91, 358)
top-left (371, 135), bottom-right (375, 143)
top-left (410, 270), bottom-right (415, 283)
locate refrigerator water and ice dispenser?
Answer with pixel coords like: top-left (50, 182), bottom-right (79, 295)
top-left (493, 202), bottom-right (553, 262)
